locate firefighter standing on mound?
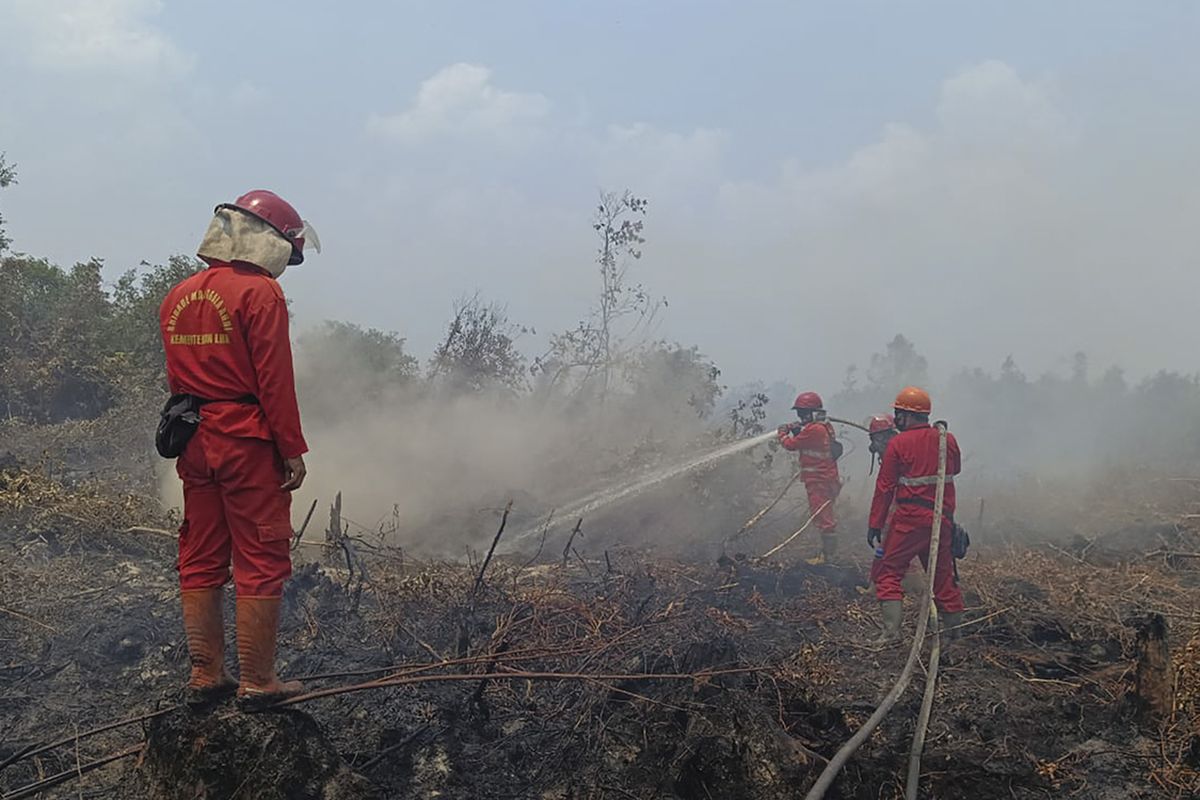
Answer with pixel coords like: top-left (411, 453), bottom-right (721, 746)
top-left (159, 190), bottom-right (319, 706)
top-left (866, 387), bottom-right (965, 645)
top-left (777, 391), bottom-right (842, 564)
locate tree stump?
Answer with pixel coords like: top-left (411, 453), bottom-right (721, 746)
top-left (137, 706), bottom-right (377, 799)
top-left (1133, 613), bottom-right (1174, 722)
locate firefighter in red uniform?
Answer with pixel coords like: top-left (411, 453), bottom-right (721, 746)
top-left (862, 414), bottom-right (924, 594)
top-left (866, 414), bottom-right (898, 474)
top-left (777, 391), bottom-right (841, 564)
top-left (865, 414), bottom-right (897, 589)
top-left (160, 190), bottom-right (318, 705)
top-left (866, 387), bottom-right (964, 644)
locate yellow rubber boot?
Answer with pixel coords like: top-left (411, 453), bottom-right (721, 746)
top-left (236, 596), bottom-right (303, 706)
top-left (181, 588), bottom-right (236, 706)
top-left (806, 533), bottom-right (837, 565)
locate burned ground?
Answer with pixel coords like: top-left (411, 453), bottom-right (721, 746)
top-left (2, 465), bottom-right (1199, 799)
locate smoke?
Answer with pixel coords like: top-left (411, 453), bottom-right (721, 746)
top-left (239, 325), bottom-right (768, 558)
top-left (157, 321), bottom-right (1200, 559)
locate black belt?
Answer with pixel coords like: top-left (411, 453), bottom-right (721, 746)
top-left (197, 394), bottom-right (258, 406)
top-left (157, 393), bottom-right (256, 459)
top-left (896, 496), bottom-right (954, 521)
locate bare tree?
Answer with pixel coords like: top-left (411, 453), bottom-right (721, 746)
top-left (535, 190), bottom-right (665, 398)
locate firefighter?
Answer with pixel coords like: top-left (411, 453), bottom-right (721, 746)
top-left (862, 413), bottom-right (924, 594)
top-left (864, 413), bottom-right (897, 588)
top-left (160, 190), bottom-right (319, 705)
top-left (777, 391), bottom-right (842, 564)
top-left (866, 414), bottom-right (897, 475)
top-left (865, 387), bottom-right (965, 645)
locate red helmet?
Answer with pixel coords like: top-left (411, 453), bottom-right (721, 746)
top-left (219, 190), bottom-right (310, 266)
top-left (867, 414), bottom-right (895, 435)
top-left (792, 391), bottom-right (824, 411)
top-left (894, 386), bottom-right (932, 414)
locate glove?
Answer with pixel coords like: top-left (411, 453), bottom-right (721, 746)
top-left (777, 424), bottom-right (792, 437)
top-left (867, 528), bottom-right (882, 548)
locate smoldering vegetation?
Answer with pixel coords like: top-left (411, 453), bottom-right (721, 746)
top-left (272, 321), bottom-right (1200, 559)
top-left (4, 191), bottom-right (1200, 561)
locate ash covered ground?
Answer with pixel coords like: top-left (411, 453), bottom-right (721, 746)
top-left (2, 445), bottom-right (1199, 800)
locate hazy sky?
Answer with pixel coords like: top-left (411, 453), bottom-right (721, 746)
top-left (2, 1), bottom-right (1199, 389)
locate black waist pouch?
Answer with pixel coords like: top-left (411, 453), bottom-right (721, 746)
top-left (156, 394), bottom-right (204, 458)
top-left (951, 523), bottom-right (971, 559)
top-left (156, 394), bottom-right (257, 458)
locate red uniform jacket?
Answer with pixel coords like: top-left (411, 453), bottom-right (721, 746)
top-left (869, 423), bottom-right (960, 531)
top-left (778, 421), bottom-right (840, 483)
top-left (159, 262), bottom-right (308, 459)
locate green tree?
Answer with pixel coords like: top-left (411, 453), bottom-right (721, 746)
top-left (109, 255), bottom-right (204, 371)
top-left (866, 334), bottom-right (929, 393)
top-left (429, 294), bottom-right (528, 393)
top-left (296, 320), bottom-right (419, 421)
top-left (624, 343), bottom-right (723, 420)
top-left (0, 257), bottom-right (115, 421)
top-left (830, 334), bottom-right (931, 420)
top-left (0, 153), bottom-right (16, 253)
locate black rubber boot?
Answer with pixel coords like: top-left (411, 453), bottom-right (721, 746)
top-left (940, 610), bottom-right (964, 641)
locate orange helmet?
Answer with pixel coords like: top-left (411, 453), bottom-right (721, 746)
top-left (893, 386), bottom-right (931, 414)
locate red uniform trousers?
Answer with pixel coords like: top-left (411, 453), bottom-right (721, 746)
top-left (868, 538), bottom-right (921, 585)
top-left (868, 504), bottom-right (896, 585)
top-left (176, 425), bottom-right (293, 597)
top-left (804, 480), bottom-right (839, 532)
top-left (873, 511), bottom-right (963, 613)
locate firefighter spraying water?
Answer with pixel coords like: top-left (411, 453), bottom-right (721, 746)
top-left (777, 391), bottom-right (843, 565)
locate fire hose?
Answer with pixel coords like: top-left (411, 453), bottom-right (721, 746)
top-left (724, 416), bottom-right (878, 553)
top-left (826, 416), bottom-right (870, 433)
top-left (804, 422), bottom-right (949, 800)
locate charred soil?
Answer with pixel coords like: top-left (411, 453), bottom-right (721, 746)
top-left (2, 467), bottom-right (1199, 799)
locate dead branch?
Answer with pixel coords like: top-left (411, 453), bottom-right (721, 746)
top-left (0, 707), bottom-right (176, 770)
top-left (760, 500), bottom-right (832, 559)
top-left (725, 470), bottom-right (803, 548)
top-left (519, 510), bottom-right (555, 571)
top-left (0, 606), bottom-right (57, 633)
top-left (264, 666), bottom-right (767, 711)
top-left (561, 518), bottom-right (583, 567)
top-left (471, 500), bottom-right (513, 602)
top-left (0, 742), bottom-right (144, 800)
top-left (292, 497), bottom-right (319, 551)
